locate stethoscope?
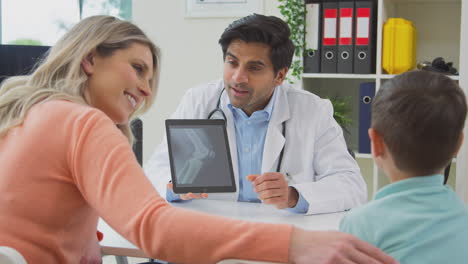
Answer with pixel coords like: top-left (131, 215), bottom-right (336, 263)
top-left (208, 88), bottom-right (286, 173)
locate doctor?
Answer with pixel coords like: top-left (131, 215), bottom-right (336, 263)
top-left (145, 14), bottom-right (367, 215)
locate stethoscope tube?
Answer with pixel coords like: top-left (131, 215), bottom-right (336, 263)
top-left (207, 88), bottom-right (227, 121)
top-left (208, 88), bottom-right (286, 173)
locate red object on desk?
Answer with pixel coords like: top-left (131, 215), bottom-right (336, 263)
top-left (97, 231), bottom-right (104, 242)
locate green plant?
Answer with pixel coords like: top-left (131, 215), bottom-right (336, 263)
top-left (278, 0), bottom-right (307, 83)
top-left (8, 39), bottom-right (43, 46)
top-left (327, 96), bottom-right (353, 134)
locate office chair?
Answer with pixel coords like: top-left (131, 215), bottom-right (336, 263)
top-left (348, 148), bottom-right (356, 159)
top-left (0, 44), bottom-right (50, 83)
top-left (131, 118), bottom-right (143, 166)
top-left (115, 119), bottom-right (166, 263)
top-left (122, 120), bottom-right (166, 263)
top-left (444, 163), bottom-right (451, 185)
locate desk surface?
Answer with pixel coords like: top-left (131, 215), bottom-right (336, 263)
top-left (99, 199), bottom-right (346, 258)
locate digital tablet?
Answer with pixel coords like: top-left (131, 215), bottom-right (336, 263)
top-left (165, 119), bottom-right (236, 194)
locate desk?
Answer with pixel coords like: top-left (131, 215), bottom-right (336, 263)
top-left (99, 199), bottom-right (346, 258)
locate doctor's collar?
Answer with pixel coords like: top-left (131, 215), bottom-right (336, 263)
top-left (226, 85), bottom-right (278, 121)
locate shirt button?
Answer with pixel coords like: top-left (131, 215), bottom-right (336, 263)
top-left (247, 121), bottom-right (251, 125)
top-left (245, 147), bottom-right (250, 152)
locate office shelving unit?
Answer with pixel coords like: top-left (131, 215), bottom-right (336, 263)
top-left (301, 0), bottom-right (465, 198)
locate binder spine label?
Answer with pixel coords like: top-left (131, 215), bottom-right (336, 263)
top-left (306, 3), bottom-right (320, 50)
top-left (339, 8), bottom-right (353, 45)
top-left (356, 8), bottom-right (370, 45)
top-left (323, 9), bottom-right (337, 45)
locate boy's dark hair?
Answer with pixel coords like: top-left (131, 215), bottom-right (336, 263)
top-left (372, 70), bottom-right (467, 175)
top-left (218, 13), bottom-right (294, 74)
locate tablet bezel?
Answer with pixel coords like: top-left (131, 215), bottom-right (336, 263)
top-left (165, 119), bottom-right (237, 194)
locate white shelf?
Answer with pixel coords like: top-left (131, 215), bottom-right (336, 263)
top-left (354, 154), bottom-right (457, 163)
top-left (389, 0), bottom-right (460, 3)
top-left (302, 73), bottom-right (377, 79)
top-left (353, 154), bottom-right (457, 161)
top-left (379, 74), bottom-right (460, 80)
top-left (304, 73), bottom-right (460, 80)
top-left (301, 0), bottom-right (464, 196)
top-left (355, 153), bottom-right (372, 159)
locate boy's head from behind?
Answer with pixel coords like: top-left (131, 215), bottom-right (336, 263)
top-left (370, 70), bottom-right (466, 177)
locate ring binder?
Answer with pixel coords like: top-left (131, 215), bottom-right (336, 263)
top-left (304, 0), bottom-right (322, 73)
top-left (320, 1), bottom-right (338, 73)
top-left (358, 82), bottom-right (375, 154)
top-left (353, 0), bottom-right (376, 74)
top-left (337, 0), bottom-right (355, 73)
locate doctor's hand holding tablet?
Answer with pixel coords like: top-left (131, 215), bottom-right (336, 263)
top-left (165, 118), bottom-right (297, 208)
top-left (167, 182), bottom-right (208, 200)
top-left (167, 172), bottom-right (299, 210)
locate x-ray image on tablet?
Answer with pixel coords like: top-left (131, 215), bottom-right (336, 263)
top-left (165, 119), bottom-right (236, 194)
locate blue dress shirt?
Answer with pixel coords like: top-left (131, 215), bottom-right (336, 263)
top-left (167, 87), bottom-right (309, 213)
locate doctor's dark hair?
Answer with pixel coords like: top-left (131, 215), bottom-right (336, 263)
top-left (371, 70), bottom-right (466, 175)
top-left (218, 14), bottom-right (294, 74)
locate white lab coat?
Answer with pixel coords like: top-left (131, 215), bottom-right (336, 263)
top-left (144, 79), bottom-right (367, 215)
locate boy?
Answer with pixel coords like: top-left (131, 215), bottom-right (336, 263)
top-left (340, 70), bottom-right (468, 263)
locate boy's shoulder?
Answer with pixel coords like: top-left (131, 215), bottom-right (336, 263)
top-left (338, 202), bottom-right (382, 246)
top-left (341, 183), bottom-right (468, 232)
top-left (341, 200), bottom-right (385, 225)
top-left (339, 190), bottom-right (413, 234)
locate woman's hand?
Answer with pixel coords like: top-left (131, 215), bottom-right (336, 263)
top-left (167, 183), bottom-right (208, 200)
top-left (80, 233), bottom-right (102, 264)
top-left (289, 227), bottom-right (399, 264)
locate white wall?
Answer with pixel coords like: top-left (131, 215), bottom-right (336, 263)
top-left (133, 0), bottom-right (281, 163)
top-left (457, 0), bottom-right (468, 203)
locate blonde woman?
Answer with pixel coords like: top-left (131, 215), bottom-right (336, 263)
top-left (0, 16), bottom-right (396, 264)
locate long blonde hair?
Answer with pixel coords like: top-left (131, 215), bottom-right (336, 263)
top-left (0, 15), bottom-right (160, 143)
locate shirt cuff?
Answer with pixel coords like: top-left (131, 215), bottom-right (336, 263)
top-left (286, 189), bottom-right (309, 214)
top-left (166, 186), bottom-right (187, 202)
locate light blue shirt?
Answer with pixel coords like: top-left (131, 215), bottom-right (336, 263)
top-left (340, 174), bottom-right (468, 264)
top-left (167, 87), bottom-right (309, 213)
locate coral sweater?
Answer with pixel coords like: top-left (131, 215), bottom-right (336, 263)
top-left (0, 100), bottom-right (292, 263)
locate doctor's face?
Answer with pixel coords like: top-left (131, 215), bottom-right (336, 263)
top-left (223, 40), bottom-right (287, 116)
top-left (82, 43), bottom-right (154, 124)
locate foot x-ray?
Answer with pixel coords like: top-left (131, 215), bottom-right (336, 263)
top-left (167, 122), bottom-right (234, 188)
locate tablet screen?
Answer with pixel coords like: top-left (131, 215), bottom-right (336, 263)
top-left (165, 119), bottom-right (236, 193)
